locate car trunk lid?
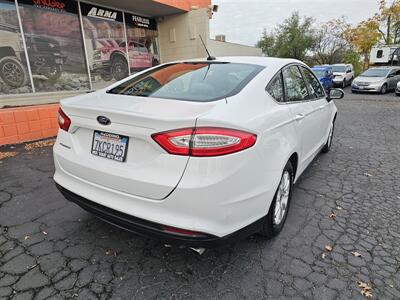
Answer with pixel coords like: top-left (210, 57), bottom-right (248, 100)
top-left (58, 92), bottom-right (219, 200)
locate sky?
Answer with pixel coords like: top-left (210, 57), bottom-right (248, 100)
top-left (210, 0), bottom-right (380, 46)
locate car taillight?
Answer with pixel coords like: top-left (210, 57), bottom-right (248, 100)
top-left (57, 108), bottom-right (71, 132)
top-left (152, 127), bottom-right (257, 157)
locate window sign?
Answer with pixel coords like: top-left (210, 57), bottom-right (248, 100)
top-left (80, 2), bottom-right (127, 89)
top-left (124, 12), bottom-right (159, 74)
top-left (17, 0), bottom-right (90, 92)
top-left (0, 0), bottom-right (32, 95)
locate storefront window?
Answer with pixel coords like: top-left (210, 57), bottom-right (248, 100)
top-left (18, 0), bottom-right (89, 93)
top-left (0, 0), bottom-right (32, 95)
top-left (124, 12), bottom-right (159, 75)
top-left (80, 3), bottom-right (128, 90)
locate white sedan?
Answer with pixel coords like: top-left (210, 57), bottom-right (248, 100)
top-left (53, 57), bottom-right (342, 247)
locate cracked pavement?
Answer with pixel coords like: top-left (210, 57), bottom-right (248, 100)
top-left (0, 89), bottom-right (400, 299)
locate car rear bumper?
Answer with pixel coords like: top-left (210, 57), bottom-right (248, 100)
top-left (53, 138), bottom-right (280, 240)
top-left (55, 182), bottom-right (264, 248)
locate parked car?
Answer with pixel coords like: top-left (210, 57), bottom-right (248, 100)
top-left (352, 67), bottom-right (400, 94)
top-left (54, 57), bottom-right (343, 247)
top-left (396, 81), bottom-right (400, 96)
top-left (91, 40), bottom-right (159, 81)
top-left (0, 23), bottom-right (66, 88)
top-left (311, 65), bottom-right (333, 91)
top-left (332, 63), bottom-right (354, 88)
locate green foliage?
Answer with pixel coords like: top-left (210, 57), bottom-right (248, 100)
top-left (344, 51), bottom-right (363, 76)
top-left (256, 12), bottom-right (316, 60)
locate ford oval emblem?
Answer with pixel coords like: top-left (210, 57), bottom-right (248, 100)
top-left (97, 116), bottom-right (111, 126)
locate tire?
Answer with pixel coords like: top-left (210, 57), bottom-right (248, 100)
top-left (259, 161), bottom-right (294, 239)
top-left (380, 84), bottom-right (387, 94)
top-left (100, 72), bottom-right (113, 81)
top-left (0, 56), bottom-right (28, 88)
top-left (322, 120), bottom-right (335, 153)
top-left (351, 89), bottom-right (358, 94)
top-left (111, 55), bottom-right (129, 81)
top-left (341, 80), bottom-right (346, 88)
top-left (43, 65), bottom-right (62, 82)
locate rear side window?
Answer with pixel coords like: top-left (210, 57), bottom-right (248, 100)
top-left (266, 72), bottom-right (284, 102)
top-left (282, 66), bottom-right (309, 102)
top-left (377, 50), bottom-right (383, 58)
top-left (107, 62), bottom-right (264, 102)
top-left (301, 67), bottom-right (325, 99)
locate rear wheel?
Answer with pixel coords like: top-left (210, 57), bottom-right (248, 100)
top-left (0, 56), bottom-right (28, 88)
top-left (111, 55), bottom-right (129, 81)
top-left (260, 161), bottom-right (293, 238)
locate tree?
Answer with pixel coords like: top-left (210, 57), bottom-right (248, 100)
top-left (256, 29), bottom-right (276, 57)
top-left (345, 19), bottom-right (381, 67)
top-left (378, 0), bottom-right (400, 44)
top-left (312, 23), bottom-right (349, 65)
top-left (256, 12), bottom-right (316, 60)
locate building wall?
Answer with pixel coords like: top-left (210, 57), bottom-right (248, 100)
top-left (158, 8), bottom-right (209, 63)
top-left (208, 39), bottom-right (263, 57)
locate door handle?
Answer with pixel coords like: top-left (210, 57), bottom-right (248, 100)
top-left (295, 113), bottom-right (305, 121)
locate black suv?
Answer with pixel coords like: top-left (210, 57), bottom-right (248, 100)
top-left (0, 23), bottom-right (67, 88)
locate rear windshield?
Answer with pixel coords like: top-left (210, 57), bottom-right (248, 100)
top-left (107, 62), bottom-right (264, 102)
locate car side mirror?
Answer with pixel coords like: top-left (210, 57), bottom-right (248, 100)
top-left (327, 88), bottom-right (344, 102)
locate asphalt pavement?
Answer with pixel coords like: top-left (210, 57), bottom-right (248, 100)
top-left (0, 88), bottom-right (399, 299)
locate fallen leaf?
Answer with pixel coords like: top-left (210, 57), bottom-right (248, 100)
top-left (329, 213), bottom-right (336, 219)
top-left (364, 172), bottom-right (373, 177)
top-left (357, 281), bottom-right (371, 290)
top-left (336, 206), bottom-right (343, 210)
top-left (325, 245), bottom-right (333, 252)
top-left (351, 251), bottom-right (362, 257)
top-left (388, 284), bottom-right (394, 288)
top-left (24, 235), bottom-right (30, 240)
top-left (321, 253), bottom-right (326, 259)
top-left (42, 231), bottom-right (48, 235)
top-left (0, 151), bottom-right (18, 160)
top-left (24, 139), bottom-right (55, 151)
top-left (105, 249), bottom-right (117, 256)
top-left (361, 290), bottom-right (373, 298)
top-left (357, 281), bottom-right (373, 298)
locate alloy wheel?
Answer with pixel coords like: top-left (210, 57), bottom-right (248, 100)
top-left (273, 170), bottom-right (291, 225)
top-left (2, 61), bottom-right (24, 86)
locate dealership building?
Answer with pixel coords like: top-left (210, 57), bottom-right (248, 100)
top-left (0, 0), bottom-right (261, 145)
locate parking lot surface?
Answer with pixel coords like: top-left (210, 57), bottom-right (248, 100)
top-left (0, 89), bottom-right (400, 300)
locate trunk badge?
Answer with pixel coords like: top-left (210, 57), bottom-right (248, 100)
top-left (97, 116), bottom-right (111, 126)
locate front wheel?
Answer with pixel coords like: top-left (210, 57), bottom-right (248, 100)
top-left (0, 56), bottom-right (28, 88)
top-left (380, 84), bottom-right (387, 94)
top-left (111, 56), bottom-right (129, 81)
top-left (322, 121), bottom-right (335, 153)
top-left (259, 161), bottom-right (293, 239)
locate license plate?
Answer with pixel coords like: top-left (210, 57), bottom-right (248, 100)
top-left (91, 131), bottom-right (129, 162)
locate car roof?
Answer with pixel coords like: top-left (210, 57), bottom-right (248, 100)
top-left (169, 56), bottom-right (303, 71)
